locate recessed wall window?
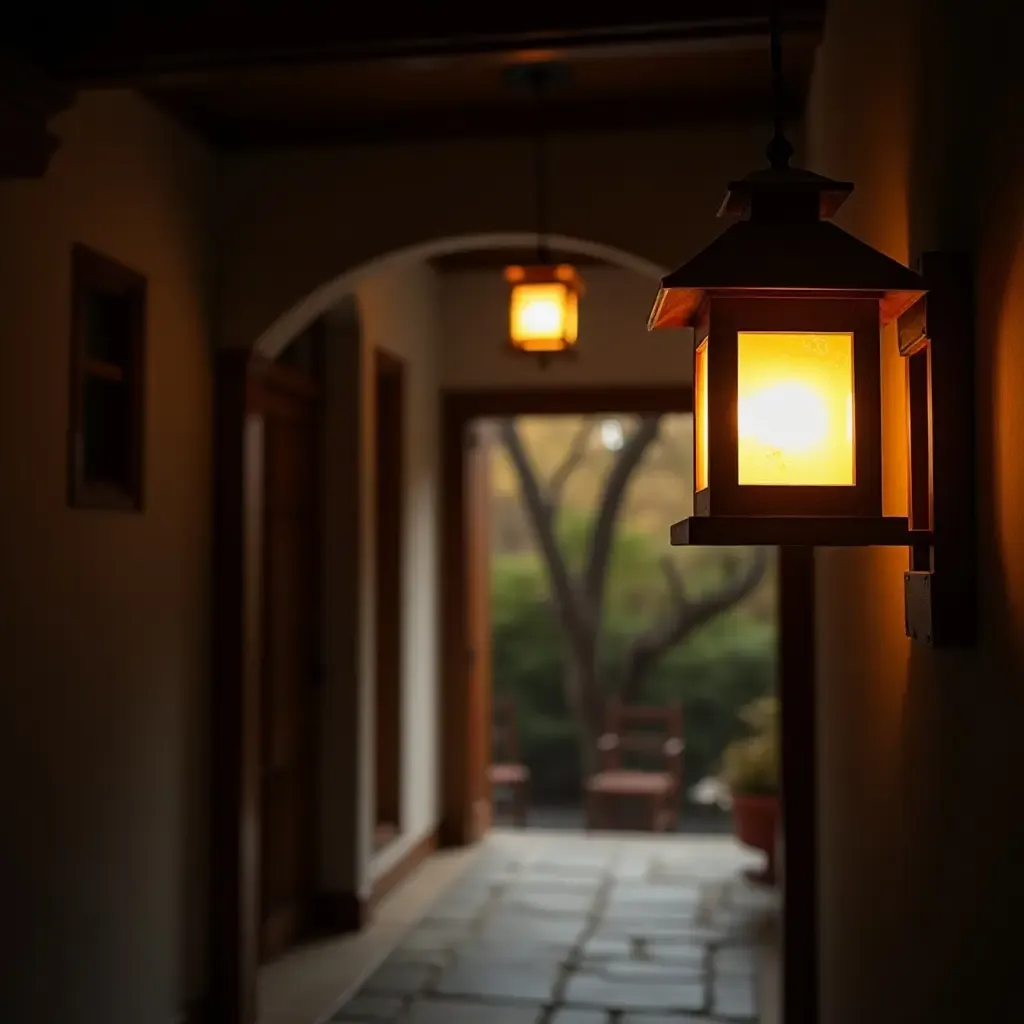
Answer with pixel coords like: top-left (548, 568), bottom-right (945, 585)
top-left (67, 244), bottom-right (146, 510)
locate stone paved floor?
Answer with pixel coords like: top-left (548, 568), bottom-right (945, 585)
top-left (328, 830), bottom-right (779, 1023)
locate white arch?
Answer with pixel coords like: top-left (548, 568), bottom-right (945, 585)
top-left (252, 232), bottom-right (668, 360)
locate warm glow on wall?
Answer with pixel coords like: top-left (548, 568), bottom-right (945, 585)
top-left (694, 339), bottom-right (709, 491)
top-left (737, 331), bottom-right (855, 486)
top-left (504, 264), bottom-right (583, 356)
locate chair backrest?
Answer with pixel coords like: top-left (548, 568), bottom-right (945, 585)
top-left (492, 695), bottom-right (521, 764)
top-left (597, 699), bottom-right (684, 781)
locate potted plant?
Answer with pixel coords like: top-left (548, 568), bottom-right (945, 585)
top-left (720, 696), bottom-right (779, 885)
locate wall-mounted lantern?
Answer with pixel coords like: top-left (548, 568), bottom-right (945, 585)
top-left (504, 263), bottom-right (584, 355)
top-left (648, 8), bottom-right (976, 648)
top-left (502, 60), bottom-right (582, 363)
top-left (649, 165), bottom-right (925, 548)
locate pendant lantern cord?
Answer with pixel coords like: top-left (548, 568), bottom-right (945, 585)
top-left (766, 0), bottom-right (794, 169)
top-left (532, 69), bottom-right (551, 264)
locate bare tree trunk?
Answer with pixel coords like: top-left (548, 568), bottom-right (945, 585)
top-left (497, 415), bottom-right (770, 795)
top-left (564, 655), bottom-right (603, 779)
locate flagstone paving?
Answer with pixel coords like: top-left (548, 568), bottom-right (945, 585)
top-left (329, 830), bottom-right (778, 1023)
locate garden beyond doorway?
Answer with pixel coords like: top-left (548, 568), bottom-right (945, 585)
top-left (483, 414), bottom-right (778, 834)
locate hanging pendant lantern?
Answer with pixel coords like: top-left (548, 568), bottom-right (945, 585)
top-left (503, 61), bottom-right (583, 361)
top-left (504, 262), bottom-right (584, 354)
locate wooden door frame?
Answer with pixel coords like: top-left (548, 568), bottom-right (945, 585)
top-left (211, 350), bottom-right (323, 1024)
top-left (438, 384), bottom-right (818, 1024)
top-left (373, 347), bottom-right (406, 849)
top-left (439, 383), bottom-right (693, 848)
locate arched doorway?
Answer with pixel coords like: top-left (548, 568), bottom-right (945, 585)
top-left (212, 232), bottom-right (816, 1024)
top-left (212, 233), bottom-right (668, 1024)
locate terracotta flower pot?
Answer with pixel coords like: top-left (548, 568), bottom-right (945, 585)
top-left (732, 792), bottom-right (779, 885)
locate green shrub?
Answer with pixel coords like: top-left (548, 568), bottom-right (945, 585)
top-left (491, 525), bottom-right (776, 805)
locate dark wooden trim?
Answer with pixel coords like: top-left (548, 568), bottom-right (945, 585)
top-left (212, 348), bottom-right (326, 1023)
top-left (21, 7), bottom-right (825, 81)
top-left (777, 546), bottom-right (817, 1024)
top-left (898, 251), bottom-right (977, 648)
top-left (67, 243), bottom-right (147, 512)
top-left (211, 349), bottom-right (259, 1024)
top-left (164, 93), bottom-right (810, 153)
top-left (369, 827), bottom-right (439, 911)
top-left (374, 347), bottom-right (406, 838)
top-left (440, 397), bottom-right (471, 848)
top-left (439, 385), bottom-right (692, 847)
top-left (312, 890), bottom-right (371, 934)
top-left (670, 514), bottom-right (915, 548)
top-left (313, 827), bottom-right (439, 933)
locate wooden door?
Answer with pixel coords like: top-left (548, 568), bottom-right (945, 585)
top-left (464, 421), bottom-right (493, 839)
top-left (374, 350), bottom-right (404, 850)
top-left (254, 366), bottom-right (321, 961)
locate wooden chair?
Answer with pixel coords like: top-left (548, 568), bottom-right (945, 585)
top-left (584, 700), bottom-right (684, 832)
top-left (488, 696), bottom-right (531, 827)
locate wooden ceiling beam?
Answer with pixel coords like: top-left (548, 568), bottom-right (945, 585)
top-left (12, 4), bottom-right (825, 84)
top-left (150, 89), bottom-right (808, 151)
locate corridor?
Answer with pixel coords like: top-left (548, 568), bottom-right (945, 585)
top-left (329, 831), bottom-right (778, 1023)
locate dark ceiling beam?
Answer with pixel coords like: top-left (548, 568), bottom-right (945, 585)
top-left (154, 90), bottom-right (808, 152)
top-left (12, 3), bottom-right (825, 83)
top-left (96, 27), bottom-right (820, 92)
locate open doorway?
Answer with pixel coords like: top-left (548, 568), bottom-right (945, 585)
top-left (483, 412), bottom-right (777, 839)
top-left (374, 348), bottom-right (405, 851)
top-left (440, 387), bottom-right (790, 1024)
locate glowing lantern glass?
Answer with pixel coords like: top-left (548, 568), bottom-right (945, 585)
top-left (649, 166), bottom-right (926, 532)
top-left (505, 264), bottom-right (584, 355)
top-left (735, 330), bottom-right (854, 487)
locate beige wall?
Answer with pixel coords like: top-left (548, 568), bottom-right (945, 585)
top-left (14, 20), bottom-right (1018, 1018)
top-left (319, 262), bottom-right (441, 897)
top-left (439, 266), bottom-right (690, 390)
top-left (0, 92), bottom-right (215, 1023)
top-left (807, 1), bottom-right (1024, 1020)
top-left (220, 119), bottom-right (796, 352)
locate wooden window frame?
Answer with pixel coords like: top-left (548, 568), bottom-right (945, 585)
top-left (67, 243), bottom-right (147, 511)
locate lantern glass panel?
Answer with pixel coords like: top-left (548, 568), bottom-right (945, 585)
top-left (694, 338), bottom-right (709, 491)
top-left (509, 282), bottom-right (577, 351)
top-left (736, 330), bottom-right (855, 486)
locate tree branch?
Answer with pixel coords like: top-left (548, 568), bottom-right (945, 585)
top-left (622, 547), bottom-right (771, 703)
top-left (548, 417), bottom-right (597, 503)
top-left (497, 418), bottom-right (591, 649)
top-left (583, 415), bottom-right (663, 624)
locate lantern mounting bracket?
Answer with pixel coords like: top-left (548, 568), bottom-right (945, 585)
top-left (670, 515), bottom-right (920, 549)
top-left (897, 251), bottom-right (976, 648)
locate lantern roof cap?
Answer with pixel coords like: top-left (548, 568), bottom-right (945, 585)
top-left (718, 165), bottom-right (855, 219)
top-left (650, 164), bottom-right (927, 330)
